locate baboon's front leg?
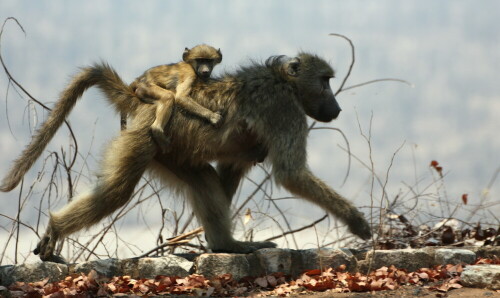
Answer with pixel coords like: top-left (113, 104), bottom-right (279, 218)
top-left (276, 168), bottom-right (372, 240)
top-left (34, 127), bottom-right (156, 262)
top-left (153, 158), bottom-right (276, 253)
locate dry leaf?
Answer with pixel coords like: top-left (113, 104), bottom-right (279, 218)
top-left (461, 193), bottom-right (468, 204)
top-left (244, 208), bottom-right (253, 225)
top-left (255, 277), bottom-right (268, 288)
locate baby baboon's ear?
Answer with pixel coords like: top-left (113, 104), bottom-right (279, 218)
top-left (182, 47), bottom-right (191, 61)
top-left (216, 48), bottom-right (223, 63)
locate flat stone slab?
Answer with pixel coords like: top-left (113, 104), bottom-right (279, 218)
top-left (434, 248), bottom-right (476, 265)
top-left (0, 262), bottom-right (68, 286)
top-left (360, 248), bottom-right (434, 272)
top-left (461, 264), bottom-right (500, 290)
top-left (195, 253), bottom-right (251, 280)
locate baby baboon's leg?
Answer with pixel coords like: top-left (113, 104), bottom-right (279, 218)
top-left (35, 127), bottom-right (156, 261)
top-left (152, 157), bottom-right (276, 253)
top-left (136, 83), bottom-right (175, 151)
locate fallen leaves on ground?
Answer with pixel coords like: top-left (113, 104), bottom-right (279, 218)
top-left (7, 257), bottom-right (500, 297)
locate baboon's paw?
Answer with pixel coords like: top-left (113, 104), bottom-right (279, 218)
top-left (33, 235), bottom-right (49, 256)
top-left (43, 254), bottom-right (67, 264)
top-left (246, 241), bottom-right (277, 250)
top-left (151, 128), bottom-right (170, 153)
top-left (212, 240), bottom-right (276, 254)
top-left (33, 235), bottom-right (65, 262)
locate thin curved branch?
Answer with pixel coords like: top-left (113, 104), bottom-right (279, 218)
top-left (329, 33), bottom-right (355, 96)
top-left (264, 214), bottom-right (328, 242)
top-left (0, 17), bottom-right (79, 169)
top-left (342, 78), bottom-right (413, 92)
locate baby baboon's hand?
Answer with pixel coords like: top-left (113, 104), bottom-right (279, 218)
top-left (151, 127), bottom-right (171, 153)
top-left (210, 111), bottom-right (224, 127)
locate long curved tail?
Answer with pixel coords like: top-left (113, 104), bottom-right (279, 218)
top-left (1, 62), bottom-right (136, 192)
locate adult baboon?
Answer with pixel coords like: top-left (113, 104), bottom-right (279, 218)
top-left (128, 44), bottom-right (223, 150)
top-left (1, 53), bottom-right (371, 262)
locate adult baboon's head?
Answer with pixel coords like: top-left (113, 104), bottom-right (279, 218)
top-left (281, 53), bottom-right (341, 122)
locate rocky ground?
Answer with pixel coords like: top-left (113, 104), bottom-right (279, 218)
top-left (1, 246), bottom-right (499, 296)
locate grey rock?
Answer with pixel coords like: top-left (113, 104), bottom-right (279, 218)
top-left (301, 248), bottom-right (358, 273)
top-left (137, 256), bottom-right (193, 278)
top-left (0, 286), bottom-right (10, 297)
top-left (461, 264), bottom-right (500, 290)
top-left (195, 253), bottom-right (250, 280)
top-left (121, 257), bottom-right (140, 278)
top-left (0, 262), bottom-right (68, 286)
top-left (470, 246), bottom-right (500, 259)
top-left (72, 258), bottom-right (121, 277)
top-left (361, 248), bottom-right (433, 272)
top-left (0, 265), bottom-right (14, 286)
top-left (254, 248), bottom-right (293, 275)
top-left (434, 248), bottom-right (476, 265)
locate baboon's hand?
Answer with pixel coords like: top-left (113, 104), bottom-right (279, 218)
top-left (211, 240), bottom-right (277, 254)
top-left (33, 235), bottom-right (67, 263)
top-left (151, 127), bottom-right (171, 154)
top-left (210, 111), bottom-right (224, 128)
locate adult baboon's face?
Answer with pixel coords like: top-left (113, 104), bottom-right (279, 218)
top-left (286, 54), bottom-right (341, 122)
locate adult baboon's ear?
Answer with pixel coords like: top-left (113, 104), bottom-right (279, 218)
top-left (217, 48), bottom-right (223, 63)
top-left (182, 47), bottom-right (190, 61)
top-left (286, 57), bottom-right (301, 77)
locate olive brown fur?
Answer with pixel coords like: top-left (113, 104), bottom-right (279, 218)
top-left (1, 53), bottom-right (371, 262)
top-left (127, 44), bottom-right (223, 151)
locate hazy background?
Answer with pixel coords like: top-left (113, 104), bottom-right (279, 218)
top-left (0, 1), bottom-right (498, 263)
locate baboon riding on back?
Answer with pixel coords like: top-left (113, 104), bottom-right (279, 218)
top-left (1, 51), bottom-right (371, 262)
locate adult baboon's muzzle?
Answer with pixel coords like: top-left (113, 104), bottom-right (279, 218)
top-left (316, 97), bottom-right (341, 122)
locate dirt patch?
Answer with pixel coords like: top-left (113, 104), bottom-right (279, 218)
top-left (296, 285), bottom-right (500, 297)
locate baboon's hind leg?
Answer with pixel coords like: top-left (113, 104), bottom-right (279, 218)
top-left (35, 128), bottom-right (156, 262)
top-left (152, 158), bottom-right (276, 253)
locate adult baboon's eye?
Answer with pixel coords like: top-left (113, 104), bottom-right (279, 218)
top-left (322, 76), bottom-right (332, 87)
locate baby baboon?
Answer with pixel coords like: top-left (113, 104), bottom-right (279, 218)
top-left (129, 44), bottom-right (223, 150)
top-left (1, 53), bottom-right (371, 262)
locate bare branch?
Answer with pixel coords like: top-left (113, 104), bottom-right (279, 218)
top-left (0, 17), bottom-right (79, 169)
top-left (264, 214), bottom-right (328, 242)
top-left (329, 33), bottom-right (355, 96)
